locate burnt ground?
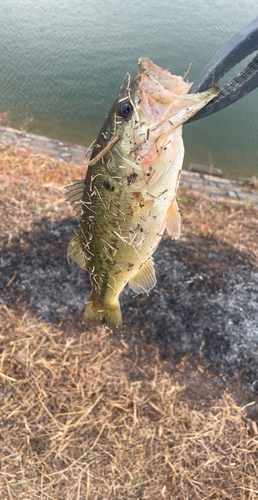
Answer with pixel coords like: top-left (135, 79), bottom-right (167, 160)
top-left (1, 216), bottom-right (258, 407)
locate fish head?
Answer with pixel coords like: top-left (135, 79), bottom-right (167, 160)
top-left (102, 58), bottom-right (217, 182)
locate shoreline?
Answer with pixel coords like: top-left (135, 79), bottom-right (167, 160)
top-left (1, 124), bottom-right (257, 207)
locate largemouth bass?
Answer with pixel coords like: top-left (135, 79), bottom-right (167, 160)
top-left (66, 58), bottom-right (217, 331)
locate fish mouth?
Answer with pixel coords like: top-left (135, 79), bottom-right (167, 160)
top-left (137, 57), bottom-right (193, 125)
top-left (136, 57), bottom-right (216, 133)
top-left (123, 58), bottom-right (217, 163)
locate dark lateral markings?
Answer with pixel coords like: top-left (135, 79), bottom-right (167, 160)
top-left (103, 180), bottom-right (114, 191)
top-left (0, 216), bottom-right (258, 382)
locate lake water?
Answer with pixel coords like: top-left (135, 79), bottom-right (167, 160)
top-left (1, 0), bottom-right (258, 180)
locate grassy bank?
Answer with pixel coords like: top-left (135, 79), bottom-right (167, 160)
top-left (0, 147), bottom-right (258, 499)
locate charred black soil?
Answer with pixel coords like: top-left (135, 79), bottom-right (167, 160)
top-left (1, 216), bottom-right (258, 411)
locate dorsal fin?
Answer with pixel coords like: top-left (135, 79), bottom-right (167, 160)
top-left (67, 233), bottom-right (88, 269)
top-left (165, 198), bottom-right (181, 240)
top-left (129, 258), bottom-right (156, 294)
top-left (65, 180), bottom-right (85, 216)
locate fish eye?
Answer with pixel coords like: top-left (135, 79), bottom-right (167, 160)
top-left (117, 99), bottom-right (133, 119)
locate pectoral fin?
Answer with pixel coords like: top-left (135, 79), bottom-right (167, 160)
top-left (67, 233), bottom-right (88, 269)
top-left (129, 258), bottom-right (157, 294)
top-left (165, 198), bottom-right (181, 240)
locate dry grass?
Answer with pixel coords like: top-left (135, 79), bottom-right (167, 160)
top-left (0, 144), bottom-right (85, 242)
top-left (0, 305), bottom-right (258, 500)
top-left (178, 190), bottom-right (258, 263)
top-left (1, 149), bottom-right (258, 499)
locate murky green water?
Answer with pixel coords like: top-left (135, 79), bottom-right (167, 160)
top-left (1, 0), bottom-right (258, 179)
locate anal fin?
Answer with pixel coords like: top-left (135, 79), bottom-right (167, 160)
top-left (129, 258), bottom-right (157, 294)
top-left (165, 198), bottom-right (181, 240)
top-left (68, 233), bottom-right (88, 269)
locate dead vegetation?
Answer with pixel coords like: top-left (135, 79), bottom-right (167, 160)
top-left (0, 148), bottom-right (258, 499)
top-left (0, 144), bottom-right (84, 242)
top-left (1, 305), bottom-right (258, 500)
top-left (178, 190), bottom-right (258, 264)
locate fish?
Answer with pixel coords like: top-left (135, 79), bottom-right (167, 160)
top-left (66, 58), bottom-right (217, 332)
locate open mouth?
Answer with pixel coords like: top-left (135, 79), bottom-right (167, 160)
top-left (137, 58), bottom-right (217, 133)
top-left (137, 58), bottom-right (192, 125)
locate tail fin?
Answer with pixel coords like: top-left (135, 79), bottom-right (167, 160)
top-left (83, 298), bottom-right (122, 332)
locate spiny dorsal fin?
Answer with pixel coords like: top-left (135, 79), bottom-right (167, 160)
top-left (165, 198), bottom-right (181, 240)
top-left (67, 233), bottom-right (88, 269)
top-left (65, 180), bottom-right (85, 216)
top-left (129, 258), bottom-right (157, 294)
